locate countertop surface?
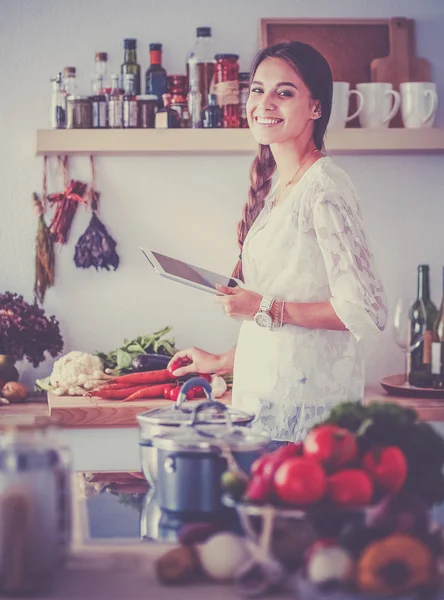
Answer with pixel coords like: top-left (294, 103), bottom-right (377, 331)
top-left (4, 380), bottom-right (444, 428)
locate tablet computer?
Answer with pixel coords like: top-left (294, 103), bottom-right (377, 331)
top-left (140, 248), bottom-right (242, 295)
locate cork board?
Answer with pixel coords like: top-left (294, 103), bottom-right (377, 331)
top-left (259, 18), bottom-right (393, 127)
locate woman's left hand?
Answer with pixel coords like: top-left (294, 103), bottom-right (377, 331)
top-left (214, 284), bottom-right (262, 320)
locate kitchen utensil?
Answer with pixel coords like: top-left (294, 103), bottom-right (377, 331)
top-left (0, 419), bottom-right (71, 596)
top-left (153, 378), bottom-right (269, 515)
top-left (371, 17), bottom-right (431, 127)
top-left (137, 378), bottom-right (253, 487)
top-left (400, 82), bottom-right (438, 128)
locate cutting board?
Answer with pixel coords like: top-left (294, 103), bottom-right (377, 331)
top-left (47, 390), bottom-right (232, 428)
top-left (371, 17), bottom-right (431, 127)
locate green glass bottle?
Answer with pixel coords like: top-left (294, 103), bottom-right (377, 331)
top-left (409, 264), bottom-right (438, 387)
top-left (121, 38), bottom-right (141, 95)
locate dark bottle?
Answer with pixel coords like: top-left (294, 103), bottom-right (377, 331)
top-left (121, 38), bottom-right (141, 95)
top-left (203, 94), bottom-right (222, 128)
top-left (432, 267), bottom-right (444, 388)
top-left (145, 43), bottom-right (167, 108)
top-left (409, 264), bottom-right (438, 387)
top-left (155, 93), bottom-right (180, 128)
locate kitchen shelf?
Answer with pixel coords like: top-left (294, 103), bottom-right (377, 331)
top-left (35, 128), bottom-right (444, 156)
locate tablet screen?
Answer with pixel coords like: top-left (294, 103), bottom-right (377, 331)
top-left (152, 251), bottom-right (239, 290)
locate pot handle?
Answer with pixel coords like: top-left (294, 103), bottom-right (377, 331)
top-left (175, 376), bottom-right (214, 409)
top-left (190, 399), bottom-right (233, 433)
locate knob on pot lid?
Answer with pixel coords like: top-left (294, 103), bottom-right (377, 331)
top-left (152, 423), bottom-right (269, 453)
top-left (137, 402), bottom-right (254, 429)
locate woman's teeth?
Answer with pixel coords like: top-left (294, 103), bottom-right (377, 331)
top-left (255, 116), bottom-right (283, 125)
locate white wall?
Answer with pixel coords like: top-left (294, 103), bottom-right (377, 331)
top-left (1, 0), bottom-right (444, 389)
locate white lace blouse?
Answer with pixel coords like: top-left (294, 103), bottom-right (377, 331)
top-left (231, 157), bottom-right (387, 442)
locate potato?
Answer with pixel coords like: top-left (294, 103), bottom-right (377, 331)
top-left (1, 381), bottom-right (29, 403)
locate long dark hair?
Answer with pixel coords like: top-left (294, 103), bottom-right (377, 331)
top-left (233, 41), bottom-right (333, 281)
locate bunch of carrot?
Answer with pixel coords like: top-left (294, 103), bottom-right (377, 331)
top-left (86, 369), bottom-right (176, 402)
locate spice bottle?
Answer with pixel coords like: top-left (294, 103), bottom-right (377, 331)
top-left (50, 72), bottom-right (66, 129)
top-left (137, 94), bottom-right (158, 128)
top-left (155, 93), bottom-right (181, 128)
top-left (214, 54), bottom-right (240, 128)
top-left (145, 43), bottom-right (168, 108)
top-left (203, 94), bottom-right (222, 128)
top-left (63, 66), bottom-right (77, 96)
top-left (239, 72), bottom-right (250, 128)
top-left (121, 38), bottom-right (141, 95)
top-left (123, 73), bottom-right (138, 128)
top-left (168, 75), bottom-right (189, 127)
top-left (108, 74), bottom-right (124, 128)
top-left (91, 73), bottom-right (107, 128)
top-left (66, 96), bottom-right (92, 128)
top-left (186, 27), bottom-right (215, 107)
top-left (94, 52), bottom-right (110, 94)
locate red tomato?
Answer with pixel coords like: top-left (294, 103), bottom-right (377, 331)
top-left (362, 446), bottom-right (407, 493)
top-left (163, 384), bottom-right (175, 399)
top-left (245, 475), bottom-right (273, 504)
top-left (169, 386), bottom-right (181, 401)
top-left (274, 457), bottom-right (327, 505)
top-left (304, 425), bottom-right (357, 470)
top-left (168, 357), bottom-right (192, 375)
top-left (273, 442), bottom-right (304, 462)
top-left (327, 469), bottom-right (374, 507)
top-left (191, 385), bottom-right (206, 398)
top-left (251, 454), bottom-right (272, 477)
top-left (186, 389), bottom-right (195, 400)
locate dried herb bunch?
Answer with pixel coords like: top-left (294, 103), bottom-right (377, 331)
top-left (0, 292), bottom-right (63, 367)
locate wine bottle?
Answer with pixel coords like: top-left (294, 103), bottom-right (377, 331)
top-left (432, 267), bottom-right (444, 388)
top-left (409, 264), bottom-right (438, 387)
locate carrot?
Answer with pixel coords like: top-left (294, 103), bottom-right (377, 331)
top-left (87, 385), bottom-right (149, 400)
top-left (112, 369), bottom-right (176, 386)
top-left (123, 384), bottom-right (167, 402)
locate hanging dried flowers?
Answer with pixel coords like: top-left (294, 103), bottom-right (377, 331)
top-left (74, 156), bottom-right (120, 271)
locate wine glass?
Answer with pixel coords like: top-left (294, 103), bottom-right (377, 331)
top-left (392, 295), bottom-right (425, 385)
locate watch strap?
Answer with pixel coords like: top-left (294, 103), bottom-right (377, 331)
top-left (259, 295), bottom-right (275, 312)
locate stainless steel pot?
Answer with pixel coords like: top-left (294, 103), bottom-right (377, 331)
top-left (137, 377), bottom-right (254, 487)
top-left (153, 396), bottom-right (269, 515)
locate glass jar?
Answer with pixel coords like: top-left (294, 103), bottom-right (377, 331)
top-left (66, 95), bottom-right (92, 128)
top-left (137, 94), bottom-right (157, 128)
top-left (167, 75), bottom-right (189, 128)
top-left (214, 53), bottom-right (240, 128)
top-left (239, 72), bottom-right (250, 129)
top-left (0, 419), bottom-right (72, 595)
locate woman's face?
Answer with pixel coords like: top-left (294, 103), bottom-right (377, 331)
top-left (246, 57), bottom-right (318, 146)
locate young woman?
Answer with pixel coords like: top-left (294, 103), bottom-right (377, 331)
top-left (168, 41), bottom-right (387, 443)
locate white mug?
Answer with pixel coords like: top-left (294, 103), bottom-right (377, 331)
top-left (400, 82), bottom-right (438, 128)
top-left (356, 82), bottom-right (401, 129)
top-left (329, 82), bottom-right (364, 130)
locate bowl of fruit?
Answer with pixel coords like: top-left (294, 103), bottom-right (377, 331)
top-left (221, 401), bottom-right (444, 599)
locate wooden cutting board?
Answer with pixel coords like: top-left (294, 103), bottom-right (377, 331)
top-left (371, 17), bottom-right (431, 127)
top-left (47, 390), bottom-right (232, 428)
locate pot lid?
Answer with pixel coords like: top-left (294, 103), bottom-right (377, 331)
top-left (137, 401), bottom-right (254, 429)
top-left (152, 424), bottom-right (269, 453)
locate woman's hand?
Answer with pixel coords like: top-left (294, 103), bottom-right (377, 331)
top-left (167, 347), bottom-right (224, 377)
top-left (214, 284), bottom-right (262, 320)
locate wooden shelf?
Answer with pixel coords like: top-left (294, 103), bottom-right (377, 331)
top-left (35, 128), bottom-right (444, 156)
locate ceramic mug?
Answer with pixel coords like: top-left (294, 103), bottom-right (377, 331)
top-left (400, 82), bottom-right (438, 128)
top-left (329, 82), bottom-right (364, 129)
top-left (356, 82), bottom-right (401, 129)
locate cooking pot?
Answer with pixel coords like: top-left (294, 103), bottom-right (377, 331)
top-left (137, 377), bottom-right (254, 487)
top-left (152, 381), bottom-right (269, 515)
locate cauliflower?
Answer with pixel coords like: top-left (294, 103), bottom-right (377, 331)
top-left (49, 351), bottom-right (104, 389)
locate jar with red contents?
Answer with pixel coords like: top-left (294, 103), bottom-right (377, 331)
top-left (239, 72), bottom-right (250, 128)
top-left (167, 74), bottom-right (189, 127)
top-left (213, 53), bottom-right (240, 128)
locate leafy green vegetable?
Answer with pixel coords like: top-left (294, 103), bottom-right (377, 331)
top-left (95, 326), bottom-right (178, 374)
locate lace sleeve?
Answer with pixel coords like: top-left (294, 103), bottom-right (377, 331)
top-left (313, 191), bottom-right (387, 340)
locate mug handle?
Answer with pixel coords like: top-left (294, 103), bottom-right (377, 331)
top-left (383, 90), bottom-right (401, 124)
top-left (346, 90), bottom-right (364, 122)
top-left (423, 90), bottom-right (438, 124)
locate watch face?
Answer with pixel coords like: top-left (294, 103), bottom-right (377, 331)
top-left (254, 312), bottom-right (273, 328)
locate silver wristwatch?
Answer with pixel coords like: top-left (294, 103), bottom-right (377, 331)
top-left (254, 296), bottom-right (276, 330)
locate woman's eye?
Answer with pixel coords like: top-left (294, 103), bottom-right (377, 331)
top-left (278, 90), bottom-right (293, 97)
top-left (250, 87), bottom-right (263, 94)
